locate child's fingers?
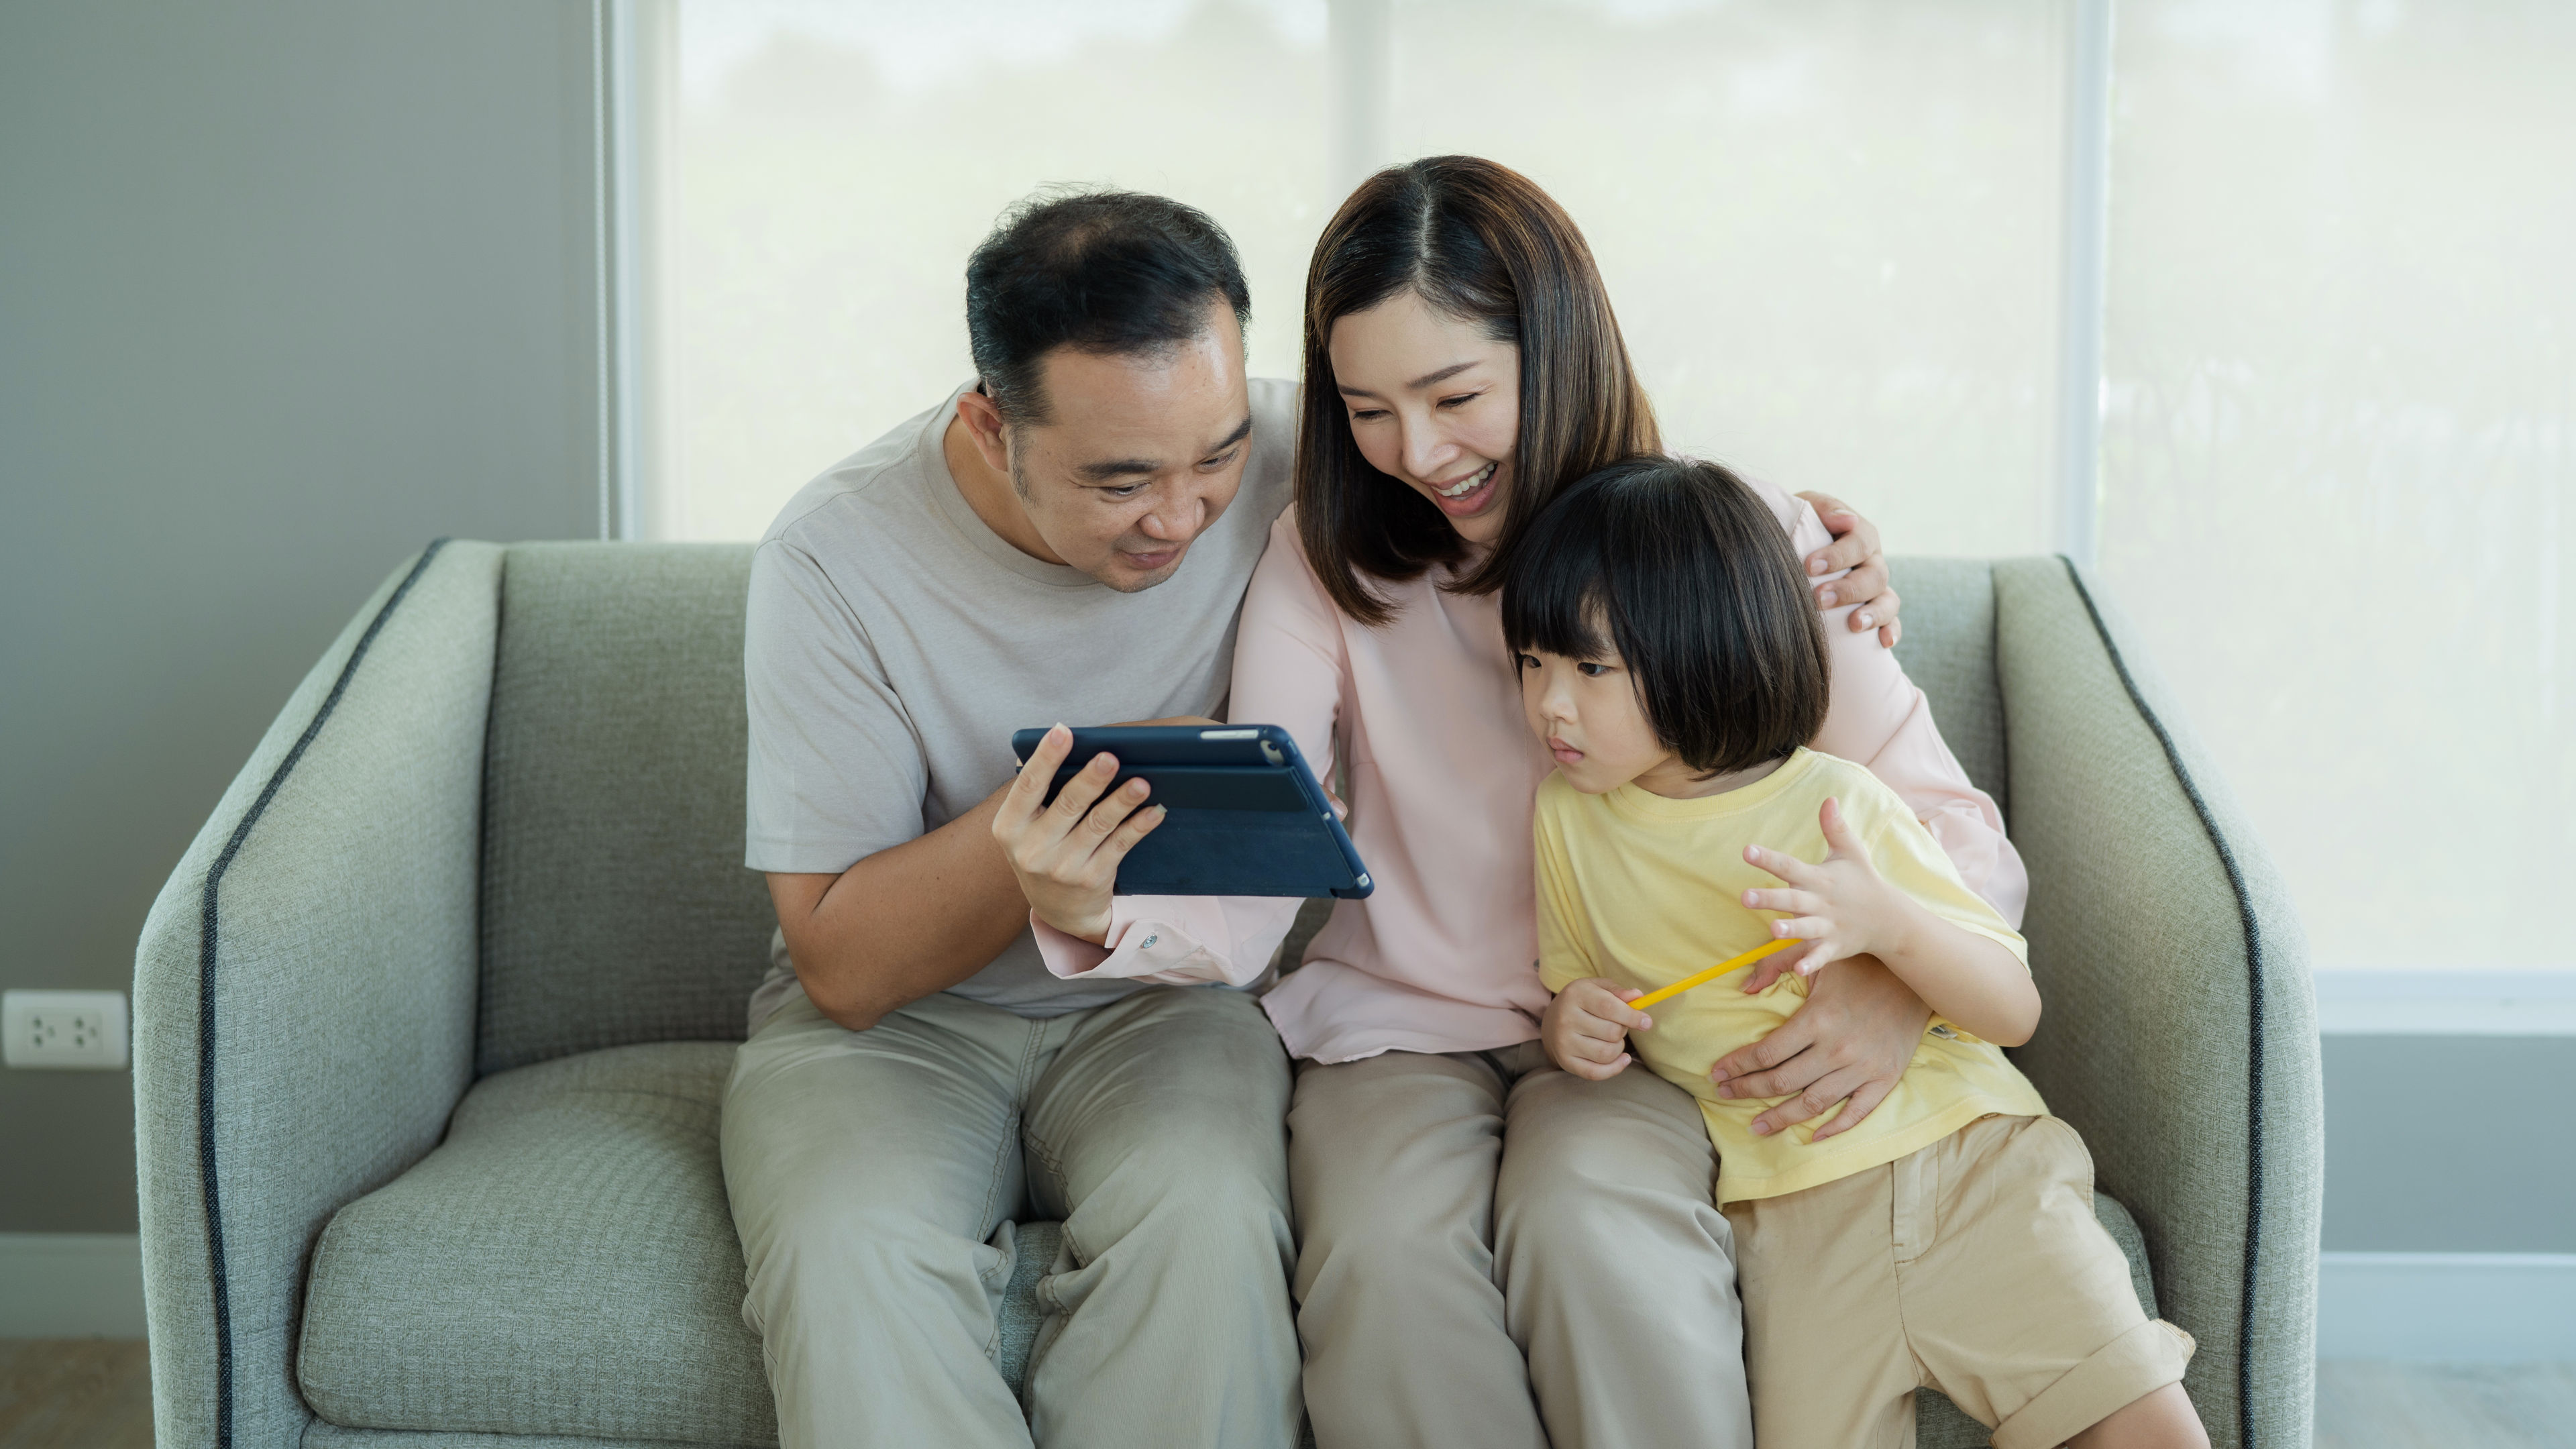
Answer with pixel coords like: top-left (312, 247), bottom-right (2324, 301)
top-left (1564, 1051), bottom-right (1631, 1082)
top-left (1741, 886), bottom-right (1821, 917)
top-left (1767, 915), bottom-right (1833, 945)
top-left (1816, 797), bottom-right (1864, 859)
top-left (1741, 842), bottom-right (1819, 886)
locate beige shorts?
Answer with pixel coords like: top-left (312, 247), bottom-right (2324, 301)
top-left (1723, 1114), bottom-right (2195, 1449)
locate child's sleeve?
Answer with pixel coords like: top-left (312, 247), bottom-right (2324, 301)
top-left (1850, 781), bottom-right (2029, 970)
top-left (1533, 786), bottom-right (1597, 995)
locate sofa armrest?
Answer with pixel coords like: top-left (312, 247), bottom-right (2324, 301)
top-left (1992, 558), bottom-right (2323, 1449)
top-left (133, 541), bottom-right (502, 1449)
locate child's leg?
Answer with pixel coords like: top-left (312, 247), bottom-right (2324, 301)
top-left (2069, 1384), bottom-right (2210, 1449)
top-left (1721, 1162), bottom-right (1927, 1449)
top-left (1898, 1115), bottom-right (2202, 1449)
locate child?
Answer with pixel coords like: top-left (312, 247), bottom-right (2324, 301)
top-left (1503, 455), bottom-right (2206, 1449)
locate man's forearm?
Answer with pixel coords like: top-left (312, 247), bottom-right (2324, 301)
top-left (768, 787), bottom-right (1028, 1031)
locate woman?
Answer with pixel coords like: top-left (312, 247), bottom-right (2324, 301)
top-left (1024, 158), bottom-right (2023, 1448)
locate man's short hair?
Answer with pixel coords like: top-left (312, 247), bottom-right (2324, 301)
top-left (1503, 455), bottom-right (1831, 776)
top-left (964, 189), bottom-right (1253, 429)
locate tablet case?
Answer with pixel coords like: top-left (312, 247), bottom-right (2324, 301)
top-left (1009, 724), bottom-right (1375, 898)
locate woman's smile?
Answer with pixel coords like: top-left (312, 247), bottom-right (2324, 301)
top-left (1425, 458), bottom-right (1503, 519)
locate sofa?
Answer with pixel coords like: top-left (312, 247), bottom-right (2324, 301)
top-left (133, 541), bottom-right (2322, 1448)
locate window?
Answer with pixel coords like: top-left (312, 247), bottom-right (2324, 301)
top-left (638, 0), bottom-right (2571, 979)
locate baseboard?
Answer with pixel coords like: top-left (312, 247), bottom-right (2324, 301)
top-left (2316, 1251), bottom-right (2576, 1362)
top-left (0, 1232), bottom-right (147, 1338)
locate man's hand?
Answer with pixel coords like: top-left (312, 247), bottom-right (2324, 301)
top-left (1797, 490), bottom-right (1902, 649)
top-left (1707, 954), bottom-right (1931, 1140)
top-left (1540, 978), bottom-right (1650, 1081)
top-left (994, 723), bottom-right (1170, 945)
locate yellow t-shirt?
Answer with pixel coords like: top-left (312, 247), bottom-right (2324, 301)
top-left (1534, 748), bottom-right (2048, 1204)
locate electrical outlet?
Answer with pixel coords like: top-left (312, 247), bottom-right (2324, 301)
top-left (2, 989), bottom-right (130, 1070)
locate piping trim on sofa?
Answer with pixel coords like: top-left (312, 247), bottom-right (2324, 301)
top-left (196, 538), bottom-right (451, 1449)
top-left (2059, 557), bottom-right (2268, 1449)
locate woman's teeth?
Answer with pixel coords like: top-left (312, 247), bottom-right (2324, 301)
top-left (1437, 462), bottom-right (1497, 498)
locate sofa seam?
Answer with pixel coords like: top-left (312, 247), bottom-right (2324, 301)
top-left (2056, 556), bottom-right (2265, 1449)
top-left (198, 538), bottom-right (451, 1449)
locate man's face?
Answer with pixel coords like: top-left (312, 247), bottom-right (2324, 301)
top-left (1005, 301), bottom-right (1253, 593)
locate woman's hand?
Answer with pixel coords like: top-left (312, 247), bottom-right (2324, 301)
top-left (991, 723), bottom-right (1167, 945)
top-left (1540, 978), bottom-right (1650, 1081)
top-left (1798, 490), bottom-right (1902, 649)
top-left (1707, 953), bottom-right (1931, 1140)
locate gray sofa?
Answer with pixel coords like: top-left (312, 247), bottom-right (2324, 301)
top-left (133, 541), bottom-right (2322, 1449)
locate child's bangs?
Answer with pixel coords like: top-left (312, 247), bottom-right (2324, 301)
top-left (1501, 513), bottom-right (1618, 661)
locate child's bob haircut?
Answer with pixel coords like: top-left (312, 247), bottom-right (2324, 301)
top-left (1503, 455), bottom-right (1831, 775)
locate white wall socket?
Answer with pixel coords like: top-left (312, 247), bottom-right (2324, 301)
top-left (2, 989), bottom-right (131, 1071)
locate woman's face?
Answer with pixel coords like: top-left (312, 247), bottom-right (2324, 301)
top-left (1326, 290), bottom-right (1522, 545)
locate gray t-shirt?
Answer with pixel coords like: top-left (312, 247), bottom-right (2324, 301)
top-left (743, 378), bottom-right (1297, 1024)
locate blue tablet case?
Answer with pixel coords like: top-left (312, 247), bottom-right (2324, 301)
top-left (1009, 724), bottom-right (1375, 899)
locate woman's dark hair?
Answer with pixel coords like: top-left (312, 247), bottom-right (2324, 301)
top-left (1503, 456), bottom-right (1831, 775)
top-left (966, 189), bottom-right (1252, 428)
top-left (1297, 156), bottom-right (1661, 625)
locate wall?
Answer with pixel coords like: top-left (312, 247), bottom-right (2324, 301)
top-left (0, 0), bottom-right (601, 1233)
top-left (2322, 1036), bottom-right (2576, 1254)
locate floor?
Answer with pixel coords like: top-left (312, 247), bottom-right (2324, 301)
top-left (3, 1342), bottom-right (2570, 1448)
top-left (0, 1342), bottom-right (150, 1449)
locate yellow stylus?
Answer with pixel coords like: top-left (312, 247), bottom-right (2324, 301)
top-left (1624, 938), bottom-right (1798, 1015)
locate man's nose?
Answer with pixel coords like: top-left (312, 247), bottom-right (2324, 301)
top-left (1138, 492), bottom-right (1206, 544)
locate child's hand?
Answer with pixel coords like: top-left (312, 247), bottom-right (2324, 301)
top-left (1740, 798), bottom-right (1903, 983)
top-left (1540, 978), bottom-right (1651, 1081)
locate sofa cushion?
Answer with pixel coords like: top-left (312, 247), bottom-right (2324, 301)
top-left (299, 1042), bottom-right (2161, 1449)
top-left (478, 543), bottom-right (777, 1075)
top-left (1887, 557), bottom-right (2009, 820)
top-left (299, 1043), bottom-right (777, 1445)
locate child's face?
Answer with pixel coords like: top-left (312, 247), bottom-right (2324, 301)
top-left (1514, 643), bottom-right (1675, 795)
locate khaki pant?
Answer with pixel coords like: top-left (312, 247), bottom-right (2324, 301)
top-left (720, 983), bottom-right (1299, 1448)
top-left (1290, 1042), bottom-right (1754, 1449)
top-left (1725, 1114), bottom-right (2196, 1449)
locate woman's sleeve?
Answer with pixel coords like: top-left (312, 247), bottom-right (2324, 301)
top-left (1032, 513), bottom-right (1346, 984)
top-left (1756, 483), bottom-right (2031, 928)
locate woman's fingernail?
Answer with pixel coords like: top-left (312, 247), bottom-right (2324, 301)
top-left (1819, 588), bottom-right (1836, 606)
top-left (1751, 1121), bottom-right (1771, 1136)
top-left (1856, 612), bottom-right (1874, 628)
top-left (1809, 557), bottom-right (1825, 574)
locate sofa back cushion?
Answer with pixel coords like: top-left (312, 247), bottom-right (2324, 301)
top-left (1886, 558), bottom-right (2010, 822)
top-left (478, 543), bottom-right (774, 1075)
top-left (469, 547), bottom-right (2012, 1074)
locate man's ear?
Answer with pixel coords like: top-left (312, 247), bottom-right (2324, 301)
top-left (954, 388), bottom-right (1014, 477)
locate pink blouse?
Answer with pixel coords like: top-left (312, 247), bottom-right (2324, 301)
top-left (1035, 481), bottom-right (2027, 1064)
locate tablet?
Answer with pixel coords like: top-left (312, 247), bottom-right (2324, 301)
top-left (1008, 724), bottom-right (1374, 899)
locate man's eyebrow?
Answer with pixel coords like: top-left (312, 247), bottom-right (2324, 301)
top-left (1203, 415), bottom-right (1253, 457)
top-left (1336, 360), bottom-right (1480, 398)
top-left (1072, 415), bottom-right (1253, 482)
top-left (1075, 457), bottom-right (1162, 482)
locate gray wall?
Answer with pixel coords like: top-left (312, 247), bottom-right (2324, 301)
top-left (0, 1), bottom-right (600, 1232)
top-left (2320, 1036), bottom-right (2576, 1253)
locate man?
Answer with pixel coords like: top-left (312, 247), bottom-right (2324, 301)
top-left (722, 191), bottom-right (1301, 1449)
top-left (720, 189), bottom-right (1904, 1447)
